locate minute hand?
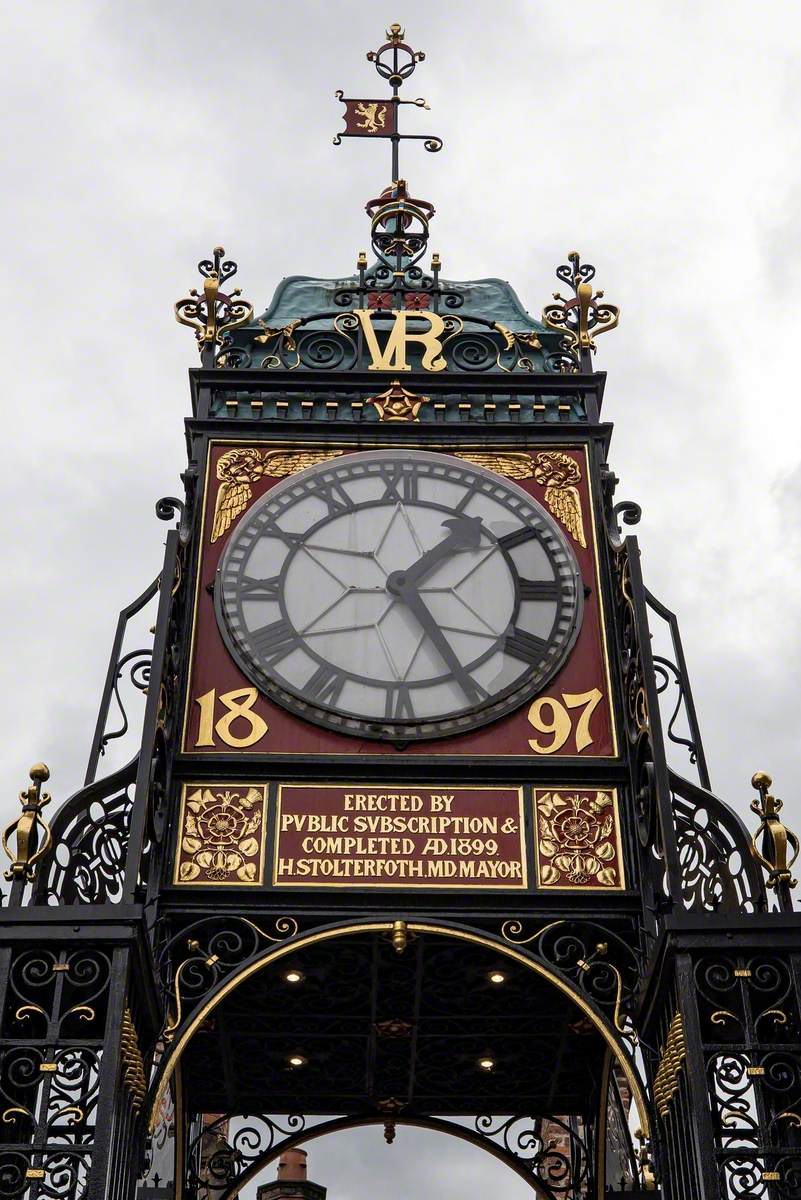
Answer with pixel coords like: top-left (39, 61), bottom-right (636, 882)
top-left (399, 586), bottom-right (485, 705)
top-left (397, 514), bottom-right (485, 589)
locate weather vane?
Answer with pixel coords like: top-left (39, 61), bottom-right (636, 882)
top-left (334, 23), bottom-right (442, 181)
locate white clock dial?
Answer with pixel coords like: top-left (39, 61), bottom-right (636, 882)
top-left (215, 449), bottom-right (583, 740)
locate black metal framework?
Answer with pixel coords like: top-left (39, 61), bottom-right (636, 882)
top-left (2, 356), bottom-right (796, 1198)
top-left (3, 25), bottom-right (799, 1200)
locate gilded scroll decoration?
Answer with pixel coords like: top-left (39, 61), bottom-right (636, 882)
top-left (210, 447), bottom-right (343, 542)
top-left (157, 915), bottom-right (299, 1044)
top-left (542, 251), bottom-right (619, 367)
top-left (534, 789), bottom-right (624, 890)
top-left (174, 784), bottom-right (268, 885)
top-left (499, 918), bottom-right (640, 1044)
top-left (174, 246), bottom-right (253, 355)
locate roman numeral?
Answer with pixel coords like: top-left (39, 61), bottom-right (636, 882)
top-left (240, 575), bottom-right (282, 597)
top-left (313, 478), bottom-right (353, 515)
top-left (504, 625), bottom-right (548, 664)
top-left (306, 663), bottom-right (347, 706)
top-left (250, 618), bottom-right (298, 663)
top-left (497, 527), bottom-right (539, 551)
top-left (381, 467), bottom-right (419, 502)
top-left (518, 579), bottom-right (560, 601)
top-left (385, 684), bottom-right (415, 720)
top-left (261, 519), bottom-right (304, 550)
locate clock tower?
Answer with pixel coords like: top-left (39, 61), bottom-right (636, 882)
top-left (3, 24), bottom-right (800, 1200)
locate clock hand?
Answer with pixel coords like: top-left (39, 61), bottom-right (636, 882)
top-left (397, 584), bottom-right (485, 704)
top-left (386, 514), bottom-right (485, 594)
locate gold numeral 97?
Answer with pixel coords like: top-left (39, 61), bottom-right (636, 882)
top-left (194, 687), bottom-right (269, 749)
top-left (527, 688), bottom-right (603, 754)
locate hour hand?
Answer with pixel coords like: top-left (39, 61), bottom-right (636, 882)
top-left (387, 514), bottom-right (484, 594)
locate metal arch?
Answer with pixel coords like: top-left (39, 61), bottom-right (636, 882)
top-left (147, 918), bottom-right (651, 1141)
top-left (212, 1113), bottom-right (565, 1200)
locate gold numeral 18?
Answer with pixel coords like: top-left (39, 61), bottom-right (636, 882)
top-left (527, 688), bottom-right (603, 755)
top-left (194, 687), bottom-right (269, 749)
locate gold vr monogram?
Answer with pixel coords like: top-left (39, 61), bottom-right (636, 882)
top-left (353, 308), bottom-right (447, 372)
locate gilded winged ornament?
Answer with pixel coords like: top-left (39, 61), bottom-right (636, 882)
top-left (456, 450), bottom-right (586, 548)
top-left (210, 448), bottom-right (343, 543)
top-left (456, 452), bottom-right (537, 480)
top-left (533, 451), bottom-right (587, 549)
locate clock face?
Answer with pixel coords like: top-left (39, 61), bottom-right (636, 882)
top-left (215, 450), bottom-right (583, 741)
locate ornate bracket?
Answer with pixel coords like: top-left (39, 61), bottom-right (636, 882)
top-left (542, 251), bottom-right (619, 370)
top-left (750, 771), bottom-right (799, 894)
top-left (174, 246), bottom-right (253, 363)
top-left (3, 762), bottom-right (52, 882)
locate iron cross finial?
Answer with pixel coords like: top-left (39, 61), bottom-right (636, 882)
top-left (334, 25), bottom-right (442, 183)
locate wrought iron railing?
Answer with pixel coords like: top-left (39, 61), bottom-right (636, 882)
top-left (670, 770), bottom-right (766, 914)
top-left (31, 756), bottom-right (138, 906)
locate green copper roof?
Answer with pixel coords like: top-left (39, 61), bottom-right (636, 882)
top-left (258, 271), bottom-right (546, 333)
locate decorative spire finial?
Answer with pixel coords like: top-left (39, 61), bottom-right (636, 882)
top-left (174, 247), bottom-right (253, 368)
top-left (749, 771), bottom-right (799, 902)
top-left (3, 762), bottom-right (52, 883)
top-left (542, 252), bottom-right (620, 372)
top-left (334, 25), bottom-right (441, 182)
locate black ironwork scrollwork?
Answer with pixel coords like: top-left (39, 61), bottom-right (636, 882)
top-left (31, 757), bottom-right (138, 906)
top-left (692, 951), bottom-right (801, 1199)
top-left (174, 246), bottom-right (253, 367)
top-left (474, 1114), bottom-right (590, 1195)
top-left (156, 915), bottom-right (299, 1042)
top-left (0, 948), bottom-right (112, 1198)
top-left (671, 771), bottom-right (766, 914)
top-left (155, 494), bottom-right (192, 546)
top-left (500, 919), bottom-right (642, 1043)
top-left (653, 656), bottom-right (700, 765)
top-left (542, 251), bottom-right (619, 372)
top-left (184, 1113), bottom-right (308, 1198)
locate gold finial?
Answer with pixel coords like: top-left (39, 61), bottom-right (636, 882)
top-left (357, 251), bottom-right (368, 269)
top-left (387, 23), bottom-right (405, 44)
top-left (391, 919), bottom-right (409, 954)
top-left (542, 251), bottom-right (619, 371)
top-left (174, 247), bottom-right (253, 361)
top-left (3, 763), bottom-right (53, 882)
top-left (750, 771), bottom-right (799, 892)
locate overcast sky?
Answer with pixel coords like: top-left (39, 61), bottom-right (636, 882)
top-left (2, 1), bottom-right (800, 1195)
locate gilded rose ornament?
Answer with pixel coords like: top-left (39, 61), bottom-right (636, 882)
top-left (534, 789), bottom-right (623, 889)
top-left (175, 785), bottom-right (268, 885)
